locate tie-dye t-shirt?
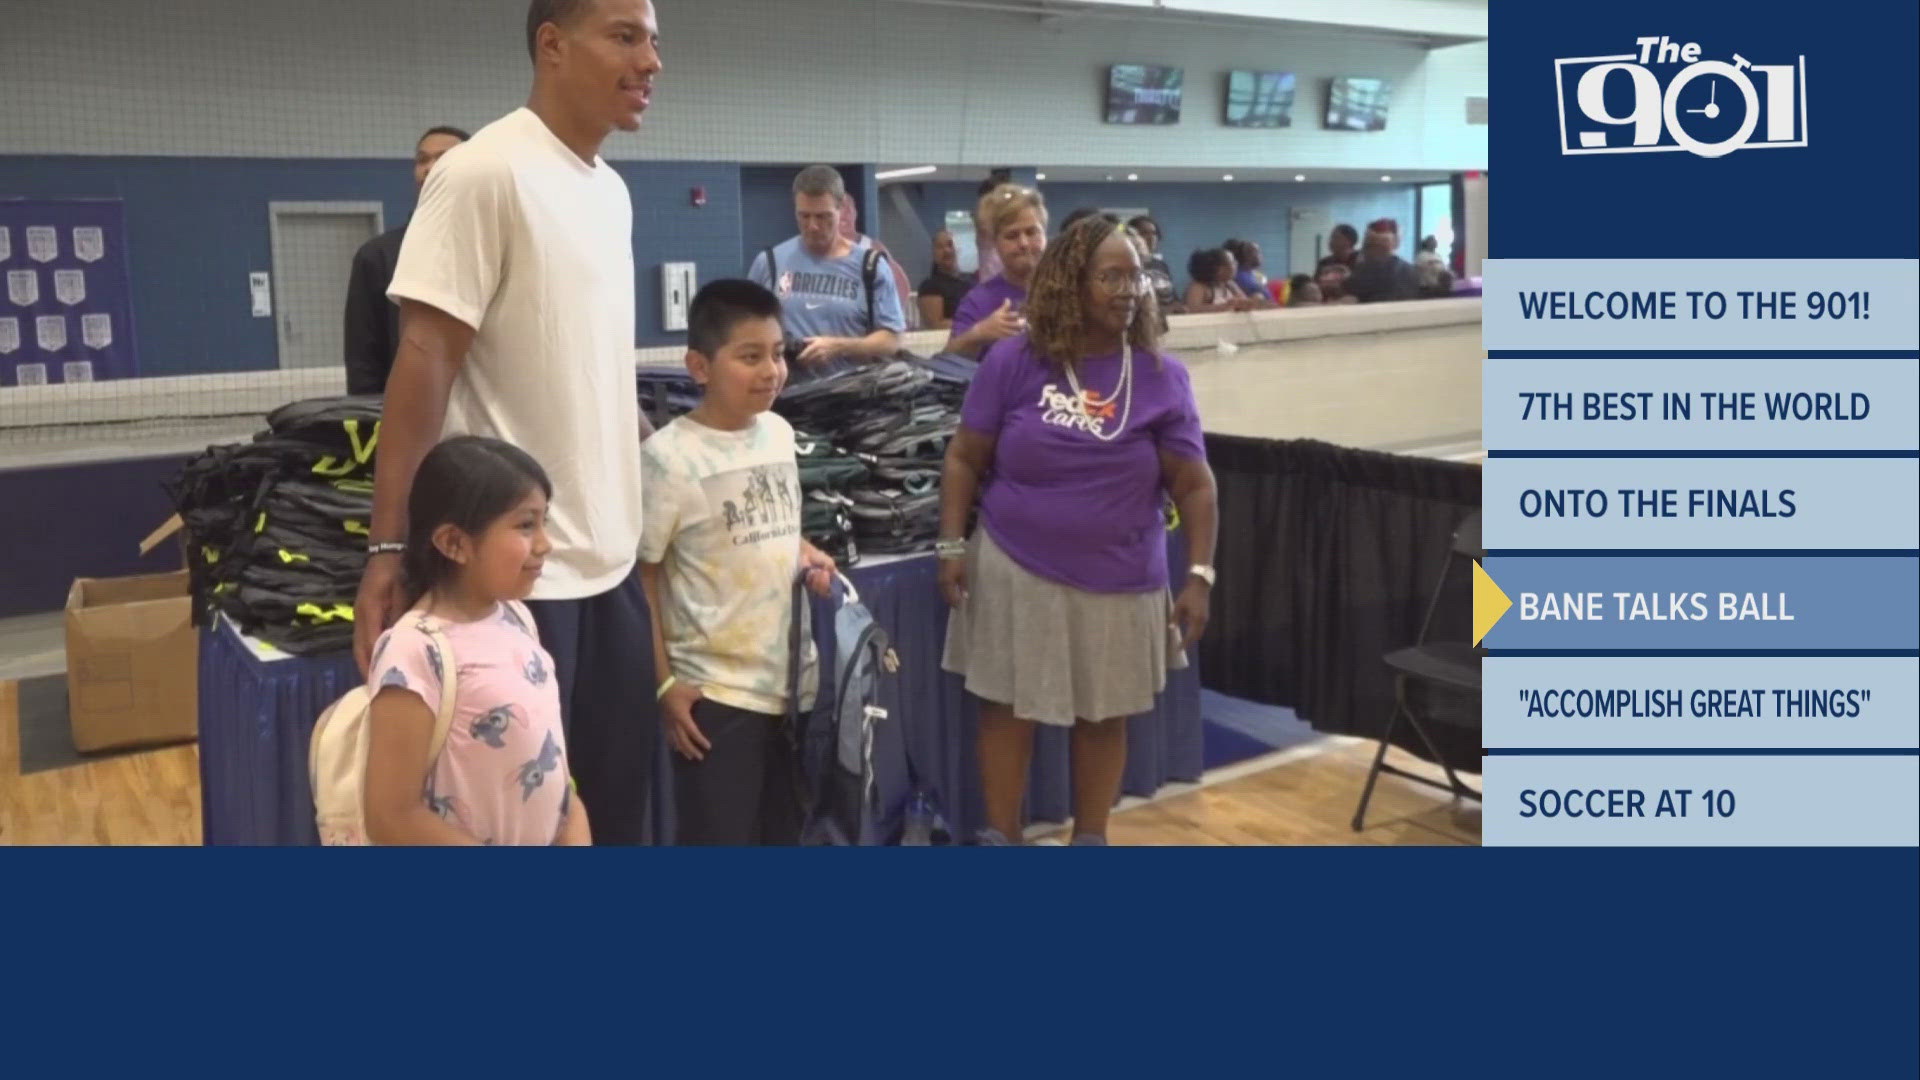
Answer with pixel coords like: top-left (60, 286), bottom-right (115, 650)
top-left (638, 412), bottom-right (818, 716)
top-left (368, 604), bottom-right (570, 846)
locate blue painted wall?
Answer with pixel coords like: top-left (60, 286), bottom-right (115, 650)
top-left (901, 179), bottom-right (1420, 284)
top-left (615, 160), bottom-right (743, 341)
top-left (0, 157), bottom-right (416, 376)
top-left (739, 166), bottom-right (800, 274)
top-left (0, 156), bottom-right (746, 375)
top-left (0, 454), bottom-right (190, 618)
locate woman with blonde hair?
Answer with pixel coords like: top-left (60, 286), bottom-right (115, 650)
top-left (936, 216), bottom-right (1219, 845)
top-left (946, 183), bottom-right (1048, 358)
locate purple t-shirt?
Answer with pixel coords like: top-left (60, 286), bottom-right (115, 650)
top-left (960, 334), bottom-right (1206, 594)
top-left (951, 274), bottom-right (1027, 337)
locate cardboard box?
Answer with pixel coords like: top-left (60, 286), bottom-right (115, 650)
top-left (65, 570), bottom-right (198, 753)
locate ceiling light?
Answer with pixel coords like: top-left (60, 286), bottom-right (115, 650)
top-left (1126, 173), bottom-right (1138, 181)
top-left (1035, 172), bottom-right (1047, 180)
top-left (1380, 174), bottom-right (1392, 181)
top-left (1222, 173), bottom-right (1234, 181)
top-left (874, 165), bottom-right (937, 181)
top-left (1294, 174), bottom-right (1306, 182)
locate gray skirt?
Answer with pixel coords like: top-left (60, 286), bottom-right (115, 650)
top-left (941, 529), bottom-right (1186, 727)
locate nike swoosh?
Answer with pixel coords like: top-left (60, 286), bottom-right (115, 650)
top-left (805, 302), bottom-right (825, 310)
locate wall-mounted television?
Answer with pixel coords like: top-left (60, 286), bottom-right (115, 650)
top-left (1325, 77), bottom-right (1391, 131)
top-left (1224, 70), bottom-right (1296, 128)
top-left (1106, 64), bottom-right (1184, 125)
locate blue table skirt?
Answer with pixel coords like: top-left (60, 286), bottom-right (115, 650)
top-left (198, 548), bottom-right (1205, 845)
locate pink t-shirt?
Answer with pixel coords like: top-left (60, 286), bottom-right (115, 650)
top-left (368, 604), bottom-right (570, 846)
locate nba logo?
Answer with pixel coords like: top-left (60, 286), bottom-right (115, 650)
top-left (1555, 37), bottom-right (1808, 159)
top-left (776, 271), bottom-right (794, 297)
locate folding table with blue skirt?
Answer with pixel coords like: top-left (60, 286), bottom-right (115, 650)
top-left (197, 544), bottom-right (1204, 845)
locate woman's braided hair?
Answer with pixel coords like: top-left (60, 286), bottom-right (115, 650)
top-left (1024, 215), bottom-right (1162, 370)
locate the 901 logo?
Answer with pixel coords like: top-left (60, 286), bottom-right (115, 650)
top-left (1555, 36), bottom-right (1808, 158)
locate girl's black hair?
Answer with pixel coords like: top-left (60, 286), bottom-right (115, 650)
top-left (1059, 206), bottom-right (1117, 235)
top-left (401, 435), bottom-right (552, 604)
top-left (1188, 247), bottom-right (1228, 284)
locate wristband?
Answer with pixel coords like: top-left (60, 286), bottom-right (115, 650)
top-left (656, 675), bottom-right (678, 700)
top-left (366, 541), bottom-right (407, 557)
top-left (935, 538), bottom-right (967, 560)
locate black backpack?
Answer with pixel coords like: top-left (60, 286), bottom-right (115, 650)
top-left (762, 243), bottom-right (889, 330)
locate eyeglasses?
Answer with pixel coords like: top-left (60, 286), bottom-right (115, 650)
top-left (1092, 270), bottom-right (1151, 293)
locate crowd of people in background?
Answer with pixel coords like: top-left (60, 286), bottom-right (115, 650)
top-left (904, 196), bottom-right (1463, 330)
top-left (348, 138), bottom-right (1467, 390)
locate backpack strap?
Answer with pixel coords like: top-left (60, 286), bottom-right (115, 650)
top-left (861, 247), bottom-right (885, 331)
top-left (785, 579), bottom-right (823, 835)
top-left (833, 569), bottom-right (860, 607)
top-left (505, 598), bottom-right (538, 643)
top-left (762, 246), bottom-right (779, 291)
top-left (413, 615), bottom-right (460, 767)
top-left (785, 580), bottom-right (806, 734)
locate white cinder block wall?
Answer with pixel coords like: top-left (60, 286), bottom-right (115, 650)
top-left (2, 0), bottom-right (1485, 170)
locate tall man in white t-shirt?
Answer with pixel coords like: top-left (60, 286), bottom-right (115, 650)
top-left (354, 0), bottom-right (663, 844)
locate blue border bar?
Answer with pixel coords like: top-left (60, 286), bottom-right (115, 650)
top-left (1486, 650), bottom-right (1920, 658)
top-left (1486, 450), bottom-right (1919, 458)
top-left (1486, 351), bottom-right (1919, 359)
top-left (1484, 549), bottom-right (1920, 557)
top-left (1485, 748), bottom-right (1920, 757)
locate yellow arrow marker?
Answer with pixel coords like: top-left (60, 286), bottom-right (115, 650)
top-left (1472, 561), bottom-right (1512, 646)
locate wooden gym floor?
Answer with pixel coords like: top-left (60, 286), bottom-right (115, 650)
top-left (0, 679), bottom-right (1477, 847)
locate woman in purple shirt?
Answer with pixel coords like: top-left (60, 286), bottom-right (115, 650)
top-left (945, 183), bottom-right (1048, 358)
top-left (937, 216), bottom-right (1220, 846)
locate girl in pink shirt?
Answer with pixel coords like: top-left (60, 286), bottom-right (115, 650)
top-left (363, 436), bottom-right (585, 846)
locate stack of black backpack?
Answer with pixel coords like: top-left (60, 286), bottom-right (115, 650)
top-left (636, 354), bottom-right (976, 562)
top-left (166, 396), bottom-right (381, 656)
top-left (638, 364), bottom-right (868, 565)
top-left (792, 425), bottom-right (868, 567)
top-left (776, 359), bottom-right (963, 557)
top-left (635, 366), bottom-right (700, 432)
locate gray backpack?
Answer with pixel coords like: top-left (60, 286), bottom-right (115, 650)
top-left (785, 573), bottom-right (897, 845)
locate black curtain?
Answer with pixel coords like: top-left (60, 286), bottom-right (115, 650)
top-left (1450, 172), bottom-right (1468, 277)
top-left (1197, 436), bottom-right (1481, 773)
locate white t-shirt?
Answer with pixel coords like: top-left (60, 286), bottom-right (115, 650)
top-left (388, 107), bottom-right (641, 599)
top-left (638, 413), bottom-right (816, 716)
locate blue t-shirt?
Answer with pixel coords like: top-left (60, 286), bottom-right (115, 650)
top-left (749, 236), bottom-right (906, 343)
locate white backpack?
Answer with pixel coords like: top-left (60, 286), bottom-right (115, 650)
top-left (310, 614), bottom-right (459, 846)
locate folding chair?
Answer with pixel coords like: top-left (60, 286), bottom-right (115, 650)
top-left (1351, 509), bottom-right (1484, 831)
